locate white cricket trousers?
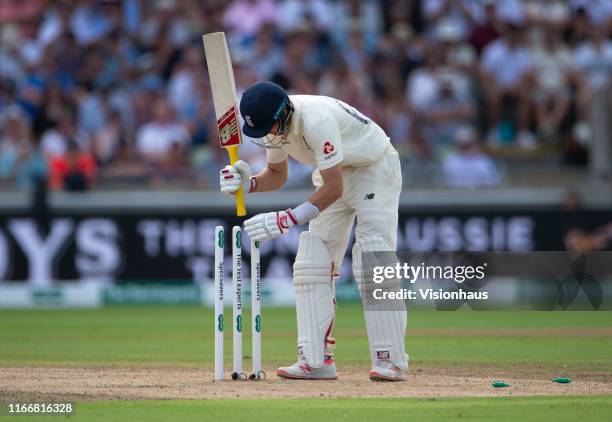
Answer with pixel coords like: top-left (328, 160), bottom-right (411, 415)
top-left (309, 145), bottom-right (402, 270)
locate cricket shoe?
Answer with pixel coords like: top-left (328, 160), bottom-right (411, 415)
top-left (369, 360), bottom-right (405, 382)
top-left (276, 355), bottom-right (337, 380)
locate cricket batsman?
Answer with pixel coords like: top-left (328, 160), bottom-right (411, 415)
top-left (219, 81), bottom-right (408, 381)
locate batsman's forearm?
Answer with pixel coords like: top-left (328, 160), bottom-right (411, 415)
top-left (308, 181), bottom-right (342, 212)
top-left (251, 168), bottom-right (286, 192)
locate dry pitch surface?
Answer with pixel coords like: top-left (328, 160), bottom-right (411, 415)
top-left (1, 363), bottom-right (611, 402)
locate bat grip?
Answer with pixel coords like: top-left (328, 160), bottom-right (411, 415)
top-left (227, 146), bottom-right (246, 217)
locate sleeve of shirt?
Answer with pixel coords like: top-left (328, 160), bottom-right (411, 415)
top-left (266, 145), bottom-right (288, 164)
top-left (304, 113), bottom-right (343, 170)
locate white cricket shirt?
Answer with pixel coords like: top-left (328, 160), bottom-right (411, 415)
top-left (266, 95), bottom-right (391, 170)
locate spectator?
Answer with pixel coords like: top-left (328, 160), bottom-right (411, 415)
top-left (469, 0), bottom-right (500, 55)
top-left (276, 0), bottom-right (335, 33)
top-left (407, 45), bottom-right (447, 111)
top-left (291, 71), bottom-right (318, 94)
top-left (424, 0), bottom-right (484, 41)
top-left (481, 18), bottom-right (535, 147)
top-left (416, 71), bottom-right (476, 157)
top-left (155, 141), bottom-right (192, 185)
top-left (33, 81), bottom-right (72, 138)
top-left (524, 0), bottom-right (570, 29)
top-left (0, 0), bottom-right (41, 24)
top-left (0, 38), bottom-right (26, 88)
top-left (166, 1), bottom-right (200, 49)
top-left (94, 110), bottom-right (125, 166)
top-left (40, 113), bottom-right (90, 159)
top-left (494, 0), bottom-right (526, 25)
top-left (17, 16), bottom-right (45, 69)
top-left (572, 23), bottom-right (612, 120)
top-left (188, 78), bottom-right (216, 148)
top-left (530, 28), bottom-right (572, 141)
top-left (0, 107), bottom-right (47, 189)
top-left (223, 0), bottom-right (276, 40)
top-left (569, 0), bottom-right (612, 27)
top-left (277, 28), bottom-right (324, 80)
top-left (408, 41), bottom-right (473, 106)
top-left (375, 55), bottom-right (412, 152)
top-left (332, 0), bottom-right (383, 53)
top-left (442, 125), bottom-right (502, 187)
top-left (49, 141), bottom-right (97, 191)
top-left (135, 97), bottom-right (190, 163)
top-left (103, 142), bottom-right (150, 185)
top-left (69, 0), bottom-right (113, 46)
top-left (0, 0), bottom-right (607, 192)
top-left (1, 107), bottom-right (27, 154)
top-left (341, 28), bottom-right (369, 74)
top-left (168, 46), bottom-right (203, 122)
top-left (75, 83), bottom-right (107, 135)
top-left (38, 1), bottom-right (73, 48)
top-left (0, 139), bottom-right (46, 190)
top-left (245, 23), bottom-right (283, 80)
top-left (436, 20), bottom-right (477, 84)
top-left (0, 80), bottom-right (18, 111)
top-left (38, 0), bottom-right (72, 46)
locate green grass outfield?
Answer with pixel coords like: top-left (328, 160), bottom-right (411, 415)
top-left (3, 397), bottom-right (612, 421)
top-left (55, 396), bottom-right (612, 421)
top-left (1, 305), bottom-right (611, 420)
top-left (1, 305), bottom-right (611, 369)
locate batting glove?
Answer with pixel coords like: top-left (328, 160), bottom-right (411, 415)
top-left (244, 209), bottom-right (298, 242)
top-left (219, 160), bottom-right (254, 195)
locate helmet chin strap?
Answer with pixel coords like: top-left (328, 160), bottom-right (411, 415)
top-left (277, 101), bottom-right (294, 134)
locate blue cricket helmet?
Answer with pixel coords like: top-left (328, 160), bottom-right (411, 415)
top-left (239, 81), bottom-right (289, 138)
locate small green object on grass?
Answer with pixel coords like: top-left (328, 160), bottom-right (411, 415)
top-left (552, 377), bottom-right (572, 384)
top-left (492, 381), bottom-right (510, 388)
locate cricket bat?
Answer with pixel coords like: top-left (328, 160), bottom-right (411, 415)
top-left (202, 32), bottom-right (246, 217)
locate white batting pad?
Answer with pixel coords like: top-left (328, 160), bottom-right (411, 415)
top-left (293, 231), bottom-right (335, 368)
top-left (352, 236), bottom-right (408, 370)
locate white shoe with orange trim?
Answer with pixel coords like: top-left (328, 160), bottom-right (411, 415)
top-left (277, 354), bottom-right (337, 380)
top-left (278, 335), bottom-right (337, 381)
top-left (369, 360), bottom-right (405, 382)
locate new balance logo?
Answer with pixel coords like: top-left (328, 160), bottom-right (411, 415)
top-left (364, 193), bottom-right (375, 200)
top-left (377, 351), bottom-right (390, 360)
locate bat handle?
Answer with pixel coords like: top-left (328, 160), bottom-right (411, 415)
top-left (227, 146), bottom-right (247, 217)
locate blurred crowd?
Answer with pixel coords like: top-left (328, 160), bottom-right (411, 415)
top-left (0, 0), bottom-right (611, 191)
